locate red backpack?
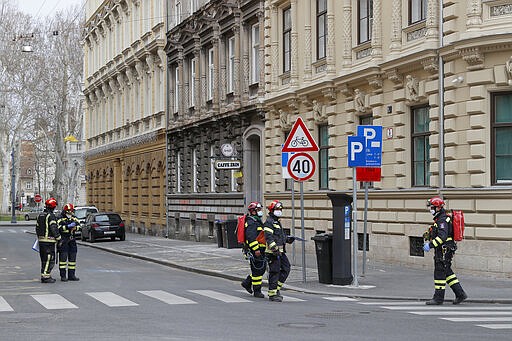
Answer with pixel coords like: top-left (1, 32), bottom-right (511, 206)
top-left (449, 210), bottom-right (465, 242)
top-left (235, 215), bottom-right (247, 245)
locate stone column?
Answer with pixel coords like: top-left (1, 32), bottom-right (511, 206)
top-left (193, 37), bottom-right (201, 114)
top-left (241, 21), bottom-right (250, 102)
top-left (467, 0), bottom-right (482, 29)
top-left (233, 22), bottom-right (241, 106)
top-left (257, 10), bottom-right (265, 98)
top-left (342, 0), bottom-right (352, 68)
top-left (290, 0), bottom-right (299, 86)
top-left (177, 46), bottom-right (184, 118)
top-left (326, 0), bottom-right (336, 74)
top-left (390, 0), bottom-right (402, 52)
top-left (212, 25), bottom-right (220, 111)
top-left (371, 0), bottom-right (382, 59)
top-left (425, 0), bottom-right (439, 42)
top-left (304, 0), bottom-right (312, 81)
top-left (270, 4), bottom-right (279, 91)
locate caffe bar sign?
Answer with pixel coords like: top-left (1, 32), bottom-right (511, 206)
top-left (214, 160), bottom-right (241, 170)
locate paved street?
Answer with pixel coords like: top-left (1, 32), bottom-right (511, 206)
top-left (1, 223), bottom-right (511, 340)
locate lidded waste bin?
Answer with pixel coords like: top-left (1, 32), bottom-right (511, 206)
top-left (311, 233), bottom-right (333, 284)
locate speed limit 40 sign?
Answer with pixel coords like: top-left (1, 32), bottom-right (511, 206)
top-left (287, 152), bottom-right (316, 182)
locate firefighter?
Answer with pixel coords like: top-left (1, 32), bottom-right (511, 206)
top-left (264, 200), bottom-right (295, 302)
top-left (240, 202), bottom-right (267, 298)
top-left (57, 203), bottom-right (81, 281)
top-left (35, 198), bottom-right (62, 283)
top-left (423, 196), bottom-right (467, 305)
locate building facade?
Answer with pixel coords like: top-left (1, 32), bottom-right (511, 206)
top-left (263, 0), bottom-right (512, 277)
top-left (165, 0), bottom-right (266, 241)
top-left (83, 0), bottom-right (168, 235)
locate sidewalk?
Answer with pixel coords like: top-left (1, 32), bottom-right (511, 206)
top-left (76, 230), bottom-right (511, 304)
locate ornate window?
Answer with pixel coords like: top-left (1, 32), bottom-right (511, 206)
top-left (283, 6), bottom-right (291, 73)
top-left (358, 0), bottom-right (373, 44)
top-left (411, 106), bottom-right (430, 187)
top-left (317, 0), bottom-right (327, 60)
top-left (251, 23), bottom-right (260, 84)
top-left (208, 47), bottom-right (214, 100)
top-left (492, 93), bottom-right (512, 184)
top-left (409, 0), bottom-right (427, 25)
top-left (227, 36), bottom-right (235, 93)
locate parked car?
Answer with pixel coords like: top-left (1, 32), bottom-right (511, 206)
top-left (73, 206), bottom-right (99, 239)
top-left (81, 212), bottom-right (126, 242)
top-left (24, 207), bottom-right (44, 221)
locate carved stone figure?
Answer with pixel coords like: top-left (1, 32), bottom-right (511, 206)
top-left (279, 109), bottom-right (291, 130)
top-left (313, 100), bottom-right (327, 122)
top-left (405, 75), bottom-right (419, 102)
top-left (506, 56), bottom-right (512, 81)
top-left (354, 89), bottom-right (366, 112)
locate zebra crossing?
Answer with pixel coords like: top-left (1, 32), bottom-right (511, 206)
top-left (0, 229), bottom-right (28, 234)
top-left (0, 288), bottom-right (306, 312)
top-left (357, 300), bottom-right (512, 330)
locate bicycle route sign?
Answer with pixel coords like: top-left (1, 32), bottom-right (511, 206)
top-left (282, 117), bottom-right (319, 153)
top-left (287, 152), bottom-right (316, 182)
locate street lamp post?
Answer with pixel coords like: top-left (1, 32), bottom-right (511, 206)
top-left (11, 147), bottom-right (17, 223)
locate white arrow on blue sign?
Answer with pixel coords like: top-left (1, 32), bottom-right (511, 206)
top-left (348, 125), bottom-right (383, 167)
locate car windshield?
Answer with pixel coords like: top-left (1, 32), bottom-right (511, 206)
top-left (95, 214), bottom-right (121, 223)
top-left (75, 208), bottom-right (97, 219)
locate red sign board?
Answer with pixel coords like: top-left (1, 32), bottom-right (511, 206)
top-left (282, 117), bottom-right (319, 152)
top-left (356, 167), bottom-right (381, 182)
top-left (34, 194), bottom-right (42, 203)
top-left (287, 152), bottom-right (316, 182)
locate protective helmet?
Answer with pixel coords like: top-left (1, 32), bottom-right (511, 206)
top-left (45, 197), bottom-right (57, 209)
top-left (267, 200), bottom-right (283, 212)
top-left (427, 196), bottom-right (445, 208)
top-left (247, 202), bottom-right (262, 212)
top-left (63, 203), bottom-right (75, 213)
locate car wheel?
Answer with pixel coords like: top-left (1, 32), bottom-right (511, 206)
top-left (89, 232), bottom-right (95, 243)
top-left (25, 215), bottom-right (29, 221)
top-left (120, 233), bottom-right (125, 241)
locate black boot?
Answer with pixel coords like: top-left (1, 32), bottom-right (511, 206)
top-left (269, 295), bottom-right (282, 302)
top-left (426, 289), bottom-right (445, 305)
top-left (68, 269), bottom-right (79, 281)
top-left (241, 276), bottom-right (252, 294)
top-left (276, 290), bottom-right (283, 299)
top-left (41, 277), bottom-right (56, 283)
top-left (253, 286), bottom-right (264, 298)
top-left (450, 282), bottom-right (467, 304)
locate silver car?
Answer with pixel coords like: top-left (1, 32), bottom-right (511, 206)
top-left (24, 207), bottom-right (44, 221)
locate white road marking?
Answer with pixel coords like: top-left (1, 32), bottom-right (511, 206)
top-left (138, 290), bottom-right (196, 305)
top-left (86, 292), bottom-right (139, 307)
top-left (359, 301), bottom-right (424, 305)
top-left (31, 294), bottom-right (78, 310)
top-left (382, 306), bottom-right (512, 311)
top-left (0, 296), bottom-right (14, 312)
top-left (323, 296), bottom-right (358, 302)
top-left (476, 324), bottom-right (512, 329)
top-left (409, 311), bottom-right (512, 316)
top-left (189, 290), bottom-right (250, 303)
top-left (442, 317), bottom-right (512, 322)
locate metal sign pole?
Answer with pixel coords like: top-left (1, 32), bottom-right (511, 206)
top-left (363, 181), bottom-right (368, 276)
top-left (352, 168), bottom-right (358, 286)
top-left (300, 181), bottom-right (306, 283)
top-left (291, 179), bottom-right (296, 264)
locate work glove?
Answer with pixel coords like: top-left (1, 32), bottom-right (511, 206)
top-left (57, 239), bottom-right (64, 248)
top-left (67, 222), bottom-right (76, 228)
top-left (271, 247), bottom-right (280, 256)
top-left (423, 242), bottom-right (431, 252)
top-left (286, 236), bottom-right (295, 244)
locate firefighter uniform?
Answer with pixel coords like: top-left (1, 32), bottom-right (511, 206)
top-left (264, 211), bottom-right (293, 302)
top-left (425, 208), bottom-right (467, 305)
top-left (57, 212), bottom-right (81, 281)
top-left (241, 215), bottom-right (266, 298)
top-left (35, 208), bottom-right (61, 283)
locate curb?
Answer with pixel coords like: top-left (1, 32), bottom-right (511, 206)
top-left (77, 239), bottom-right (512, 305)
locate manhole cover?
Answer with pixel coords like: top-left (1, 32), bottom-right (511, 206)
top-left (278, 322), bottom-right (326, 329)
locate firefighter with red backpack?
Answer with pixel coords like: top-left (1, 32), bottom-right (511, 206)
top-left (240, 202), bottom-right (267, 298)
top-left (423, 196), bottom-right (467, 305)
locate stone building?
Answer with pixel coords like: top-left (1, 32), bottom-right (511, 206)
top-left (83, 0), bottom-right (168, 235)
top-left (263, 0), bottom-right (512, 277)
top-left (165, 0), bottom-right (265, 241)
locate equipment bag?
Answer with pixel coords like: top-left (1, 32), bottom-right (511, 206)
top-left (235, 215), bottom-right (247, 245)
top-left (450, 210), bottom-right (465, 241)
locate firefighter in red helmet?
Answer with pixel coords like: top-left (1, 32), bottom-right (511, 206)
top-left (423, 196), bottom-right (467, 305)
top-left (57, 203), bottom-right (81, 281)
top-left (240, 202), bottom-right (266, 298)
top-left (264, 200), bottom-right (295, 302)
top-left (35, 198), bottom-right (62, 283)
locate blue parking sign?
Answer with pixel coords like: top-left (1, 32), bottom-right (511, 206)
top-left (348, 126), bottom-right (383, 167)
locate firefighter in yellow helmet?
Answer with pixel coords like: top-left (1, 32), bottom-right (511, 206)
top-left (423, 196), bottom-right (467, 305)
top-left (35, 198), bottom-right (62, 283)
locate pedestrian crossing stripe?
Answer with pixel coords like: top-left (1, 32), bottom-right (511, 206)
top-left (189, 290), bottom-right (250, 303)
top-left (32, 294), bottom-right (78, 310)
top-left (138, 290), bottom-right (196, 305)
top-left (382, 306), bottom-right (512, 311)
top-left (86, 292), bottom-right (139, 307)
top-left (235, 290), bottom-right (306, 302)
top-left (477, 324), bottom-right (512, 329)
top-left (442, 317), bottom-right (512, 322)
top-left (0, 296), bottom-right (14, 312)
top-left (323, 297), bottom-right (358, 302)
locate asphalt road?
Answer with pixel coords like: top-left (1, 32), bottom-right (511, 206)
top-left (1, 225), bottom-right (510, 341)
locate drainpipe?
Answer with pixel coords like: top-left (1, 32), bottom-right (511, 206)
top-left (164, 0), bottom-right (170, 238)
top-left (438, 0), bottom-right (445, 190)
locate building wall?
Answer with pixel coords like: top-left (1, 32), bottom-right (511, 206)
top-left (263, 0), bottom-right (512, 277)
top-left (83, 0), bottom-right (168, 234)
